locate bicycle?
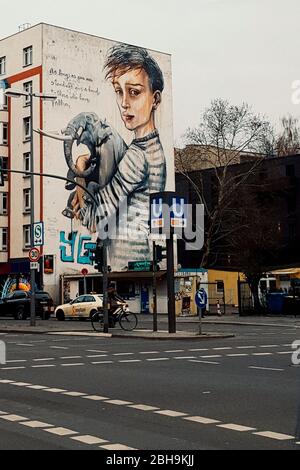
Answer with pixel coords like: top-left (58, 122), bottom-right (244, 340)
top-left (91, 305), bottom-right (138, 332)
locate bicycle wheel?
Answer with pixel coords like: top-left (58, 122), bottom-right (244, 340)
top-left (91, 311), bottom-right (104, 332)
top-left (119, 312), bottom-right (138, 331)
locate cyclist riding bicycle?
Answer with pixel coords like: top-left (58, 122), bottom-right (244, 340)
top-left (107, 283), bottom-right (128, 327)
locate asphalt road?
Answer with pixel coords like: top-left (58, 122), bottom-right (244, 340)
top-left (0, 323), bottom-right (299, 450)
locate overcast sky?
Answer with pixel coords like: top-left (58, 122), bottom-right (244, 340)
top-left (2, 0), bottom-right (300, 145)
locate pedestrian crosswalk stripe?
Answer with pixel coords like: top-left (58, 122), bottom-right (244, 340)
top-left (154, 410), bottom-right (187, 417)
top-left (100, 443), bottom-right (137, 450)
top-left (217, 423), bottom-right (256, 432)
top-left (128, 404), bottom-right (160, 411)
top-left (70, 435), bottom-right (108, 444)
top-left (253, 431), bottom-right (294, 440)
top-left (105, 399), bottom-right (133, 405)
top-left (21, 421), bottom-right (54, 428)
top-left (44, 427), bottom-right (78, 436)
top-left (83, 395), bottom-right (108, 401)
top-left (0, 414), bottom-right (29, 422)
top-left (184, 416), bottom-right (220, 424)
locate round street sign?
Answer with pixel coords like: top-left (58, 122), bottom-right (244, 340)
top-left (81, 268), bottom-right (88, 276)
top-left (29, 247), bottom-right (40, 262)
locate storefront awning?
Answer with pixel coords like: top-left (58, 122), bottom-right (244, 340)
top-left (270, 268), bottom-right (300, 275)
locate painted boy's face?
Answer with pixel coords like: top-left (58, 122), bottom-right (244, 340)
top-left (112, 67), bottom-right (159, 138)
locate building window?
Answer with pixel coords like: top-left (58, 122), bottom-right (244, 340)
top-left (23, 225), bottom-right (31, 248)
top-left (1, 157), bottom-right (8, 181)
top-left (0, 93), bottom-right (8, 111)
top-left (0, 57), bottom-right (6, 75)
top-left (0, 123), bottom-right (8, 145)
top-left (23, 46), bottom-right (33, 67)
top-left (23, 81), bottom-right (32, 106)
top-left (216, 280), bottom-right (224, 294)
top-left (23, 188), bottom-right (31, 212)
top-left (0, 227), bottom-right (7, 251)
top-left (0, 192), bottom-right (8, 215)
top-left (23, 117), bottom-right (31, 141)
top-left (23, 152), bottom-right (31, 174)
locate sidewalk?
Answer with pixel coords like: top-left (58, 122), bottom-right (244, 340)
top-left (0, 317), bottom-right (234, 340)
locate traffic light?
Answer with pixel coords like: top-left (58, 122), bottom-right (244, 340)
top-left (155, 244), bottom-right (167, 263)
top-left (89, 242), bottom-right (104, 272)
top-left (0, 157), bottom-right (4, 187)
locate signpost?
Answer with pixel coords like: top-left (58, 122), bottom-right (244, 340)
top-left (195, 286), bottom-right (207, 335)
top-left (128, 260), bottom-right (152, 272)
top-left (150, 192), bottom-right (187, 333)
top-left (28, 247), bottom-right (40, 262)
top-left (81, 268), bottom-right (88, 294)
top-left (33, 222), bottom-right (44, 246)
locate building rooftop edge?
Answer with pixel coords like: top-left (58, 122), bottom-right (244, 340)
top-left (0, 22), bottom-right (172, 57)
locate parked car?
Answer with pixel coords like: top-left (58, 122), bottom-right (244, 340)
top-left (0, 290), bottom-right (54, 320)
top-left (55, 294), bottom-right (103, 321)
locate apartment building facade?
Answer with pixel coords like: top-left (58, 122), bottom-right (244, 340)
top-left (0, 23), bottom-right (175, 309)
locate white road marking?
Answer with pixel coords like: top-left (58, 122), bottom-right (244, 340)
top-left (147, 358), bottom-right (170, 362)
top-left (1, 366), bottom-right (26, 370)
top-left (0, 414), bottom-right (28, 422)
top-left (184, 416), bottom-right (220, 424)
top-left (113, 353), bottom-right (134, 356)
top-left (32, 365), bottom-right (56, 368)
top-left (101, 443), bottom-right (137, 450)
top-left (0, 379), bottom-right (15, 383)
top-left (236, 346), bottom-right (256, 349)
top-left (11, 382), bottom-right (31, 387)
top-left (154, 410), bottom-right (188, 417)
top-left (63, 391), bottom-right (87, 397)
top-left (44, 427), bottom-right (78, 436)
top-left (86, 354), bottom-right (108, 358)
top-left (213, 347), bottom-right (232, 351)
top-left (50, 346), bottom-right (69, 350)
top-left (16, 344), bottom-right (34, 347)
top-left (83, 395), bottom-right (108, 401)
top-left (277, 351), bottom-right (292, 355)
top-left (128, 404), bottom-right (160, 411)
top-left (92, 361), bottom-right (113, 364)
top-left (252, 353), bottom-right (272, 356)
top-left (60, 356), bottom-right (82, 359)
top-left (282, 344), bottom-right (292, 347)
top-left (44, 388), bottom-right (67, 393)
top-left (200, 355), bottom-right (222, 358)
top-left (139, 351), bottom-right (159, 354)
top-left (61, 363), bottom-right (84, 367)
top-left (71, 435), bottom-right (108, 444)
top-left (189, 360), bottom-right (220, 365)
top-left (21, 420), bottom-right (54, 428)
top-left (217, 423), bottom-right (256, 432)
top-left (174, 356), bottom-right (196, 360)
top-left (86, 350), bottom-right (107, 353)
top-left (249, 366), bottom-right (284, 371)
top-left (259, 345), bottom-right (278, 348)
top-left (253, 431), bottom-right (294, 440)
top-left (33, 358), bottom-right (55, 362)
top-left (26, 385), bottom-right (48, 390)
top-left (105, 399), bottom-right (133, 406)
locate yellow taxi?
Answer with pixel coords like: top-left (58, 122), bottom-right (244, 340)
top-left (55, 294), bottom-right (103, 321)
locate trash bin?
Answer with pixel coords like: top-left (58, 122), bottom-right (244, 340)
top-left (266, 293), bottom-right (287, 314)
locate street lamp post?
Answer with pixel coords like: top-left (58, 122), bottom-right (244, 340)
top-left (6, 89), bottom-right (56, 326)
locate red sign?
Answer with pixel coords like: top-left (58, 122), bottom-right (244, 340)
top-left (81, 268), bottom-right (88, 276)
top-left (29, 247), bottom-right (40, 262)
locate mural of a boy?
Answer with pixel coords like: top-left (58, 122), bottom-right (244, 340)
top-left (76, 44), bottom-right (167, 270)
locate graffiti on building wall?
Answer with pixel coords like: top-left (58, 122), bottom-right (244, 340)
top-left (46, 44), bottom-right (167, 271)
top-left (59, 231), bottom-right (96, 265)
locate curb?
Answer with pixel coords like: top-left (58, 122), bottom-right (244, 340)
top-left (201, 320), bottom-right (300, 328)
top-left (111, 331), bottom-right (235, 340)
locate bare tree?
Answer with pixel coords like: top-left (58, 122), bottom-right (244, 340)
top-left (277, 115), bottom-right (300, 156)
top-left (176, 98), bottom-right (275, 267)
